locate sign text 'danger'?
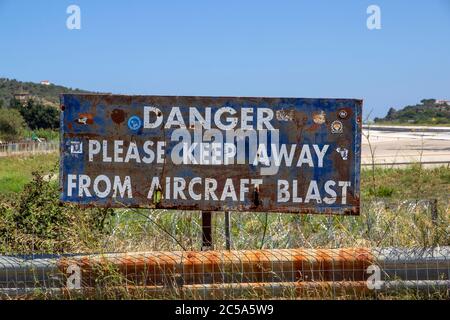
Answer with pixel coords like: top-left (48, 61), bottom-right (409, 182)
top-left (60, 95), bottom-right (362, 215)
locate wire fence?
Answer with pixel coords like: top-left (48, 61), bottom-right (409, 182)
top-left (102, 198), bottom-right (449, 252)
top-left (0, 141), bottom-right (58, 157)
top-left (0, 198), bottom-right (448, 299)
top-left (0, 247), bottom-right (448, 299)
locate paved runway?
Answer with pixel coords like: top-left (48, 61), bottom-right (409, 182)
top-left (362, 126), bottom-right (450, 167)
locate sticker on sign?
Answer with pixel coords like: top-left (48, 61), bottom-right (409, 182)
top-left (60, 94), bottom-right (362, 215)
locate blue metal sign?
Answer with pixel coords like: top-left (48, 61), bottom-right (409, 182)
top-left (60, 94), bottom-right (362, 215)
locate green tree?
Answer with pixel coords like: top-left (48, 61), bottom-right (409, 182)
top-left (0, 108), bottom-right (26, 141)
top-left (385, 107), bottom-right (397, 120)
top-left (420, 99), bottom-right (436, 106)
top-left (9, 98), bottom-right (22, 109)
top-left (19, 100), bottom-right (59, 130)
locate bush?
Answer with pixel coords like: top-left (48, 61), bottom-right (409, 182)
top-left (0, 171), bottom-right (114, 253)
top-left (19, 100), bottom-right (59, 130)
top-left (0, 108), bottom-right (27, 142)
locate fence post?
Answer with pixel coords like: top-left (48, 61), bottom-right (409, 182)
top-left (201, 211), bottom-right (213, 251)
top-left (430, 199), bottom-right (438, 225)
top-left (225, 211), bottom-right (231, 250)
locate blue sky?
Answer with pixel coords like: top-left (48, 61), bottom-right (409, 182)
top-left (0, 0), bottom-right (449, 118)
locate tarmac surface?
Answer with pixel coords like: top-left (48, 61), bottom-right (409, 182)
top-left (362, 126), bottom-right (450, 167)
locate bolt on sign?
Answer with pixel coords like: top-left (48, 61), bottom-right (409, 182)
top-left (60, 94), bottom-right (362, 215)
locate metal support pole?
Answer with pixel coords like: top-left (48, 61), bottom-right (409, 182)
top-left (430, 199), bottom-right (438, 224)
top-left (201, 211), bottom-right (213, 251)
top-left (224, 211), bottom-right (231, 250)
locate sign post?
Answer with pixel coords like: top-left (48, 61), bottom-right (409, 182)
top-left (201, 211), bottom-right (213, 251)
top-left (60, 94), bottom-right (362, 216)
top-left (224, 211), bottom-right (231, 250)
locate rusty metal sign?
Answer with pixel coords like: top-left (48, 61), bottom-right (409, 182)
top-left (60, 94), bottom-right (362, 215)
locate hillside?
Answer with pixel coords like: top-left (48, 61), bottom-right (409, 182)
top-left (1, 79), bottom-right (449, 126)
top-left (374, 99), bottom-right (450, 125)
top-left (0, 78), bottom-right (92, 108)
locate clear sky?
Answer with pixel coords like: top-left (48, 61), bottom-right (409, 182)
top-left (0, 0), bottom-right (449, 118)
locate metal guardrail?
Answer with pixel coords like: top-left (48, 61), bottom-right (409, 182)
top-left (0, 247), bottom-right (448, 298)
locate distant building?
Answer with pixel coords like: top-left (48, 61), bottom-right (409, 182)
top-left (40, 80), bottom-right (51, 86)
top-left (435, 100), bottom-right (450, 106)
top-left (13, 89), bottom-right (31, 103)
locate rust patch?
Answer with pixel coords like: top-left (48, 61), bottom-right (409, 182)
top-left (77, 113), bottom-right (94, 125)
top-left (111, 109), bottom-right (126, 124)
top-left (306, 123), bottom-right (321, 132)
top-left (312, 111), bottom-right (326, 124)
top-left (56, 248), bottom-right (375, 289)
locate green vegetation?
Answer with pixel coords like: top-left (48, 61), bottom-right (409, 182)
top-left (13, 99), bottom-right (60, 130)
top-left (0, 153), bottom-right (58, 193)
top-left (0, 108), bottom-right (27, 141)
top-left (0, 78), bottom-right (90, 107)
top-left (0, 104), bottom-right (59, 141)
top-left (0, 171), bottom-right (114, 253)
top-left (361, 165), bottom-right (450, 199)
top-left (374, 99), bottom-right (450, 125)
top-left (0, 78), bottom-right (93, 142)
